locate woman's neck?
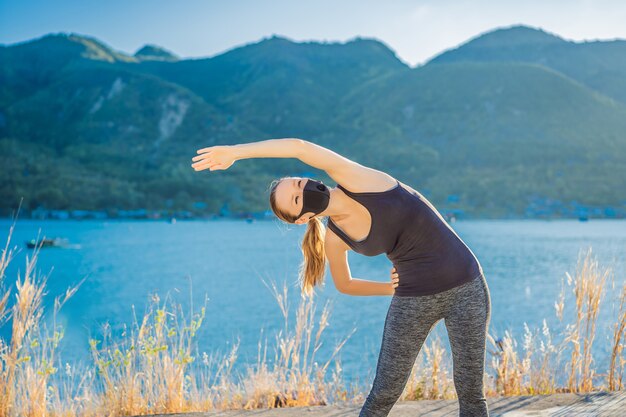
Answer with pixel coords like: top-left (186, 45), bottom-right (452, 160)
top-left (322, 187), bottom-right (355, 222)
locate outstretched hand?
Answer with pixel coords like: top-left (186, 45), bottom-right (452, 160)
top-left (191, 145), bottom-right (237, 171)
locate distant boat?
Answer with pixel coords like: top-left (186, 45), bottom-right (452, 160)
top-left (169, 217), bottom-right (177, 224)
top-left (25, 237), bottom-right (69, 249)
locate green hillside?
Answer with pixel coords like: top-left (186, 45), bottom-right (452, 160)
top-left (331, 62), bottom-right (626, 215)
top-left (430, 25), bottom-right (626, 105)
top-left (0, 33), bottom-right (407, 215)
top-left (1, 28), bottom-right (625, 218)
top-left (128, 35), bottom-right (409, 137)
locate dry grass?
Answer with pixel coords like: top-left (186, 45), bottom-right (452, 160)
top-left (399, 246), bottom-right (624, 401)
top-left (232, 279), bottom-right (356, 409)
top-left (0, 209), bottom-right (84, 417)
top-left (0, 212), bottom-right (355, 416)
top-left (608, 283), bottom-right (626, 390)
top-left (563, 248), bottom-right (609, 392)
top-left (401, 336), bottom-right (456, 400)
top-left (1, 211), bottom-right (625, 416)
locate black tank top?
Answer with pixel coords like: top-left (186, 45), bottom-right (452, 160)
top-left (326, 179), bottom-right (483, 296)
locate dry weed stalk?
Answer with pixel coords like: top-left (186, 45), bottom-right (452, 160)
top-left (607, 283), bottom-right (626, 390)
top-left (240, 280), bottom-right (355, 408)
top-left (401, 335), bottom-right (454, 400)
top-left (88, 291), bottom-right (208, 415)
top-left (487, 330), bottom-right (527, 395)
top-left (0, 209), bottom-right (82, 417)
top-left (563, 248), bottom-right (609, 393)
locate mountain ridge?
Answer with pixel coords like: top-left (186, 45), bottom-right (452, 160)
top-left (428, 25), bottom-right (626, 105)
top-left (1, 25), bottom-right (625, 218)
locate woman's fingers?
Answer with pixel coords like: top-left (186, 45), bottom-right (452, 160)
top-left (191, 145), bottom-right (236, 173)
top-left (192, 151), bottom-right (215, 164)
top-left (192, 163), bottom-right (223, 171)
top-left (192, 162), bottom-right (211, 170)
top-left (192, 153), bottom-right (211, 162)
top-left (192, 158), bottom-right (213, 167)
top-left (192, 160), bottom-right (221, 171)
top-left (390, 266), bottom-right (399, 288)
top-left (191, 151), bottom-right (217, 168)
top-left (191, 148), bottom-right (213, 169)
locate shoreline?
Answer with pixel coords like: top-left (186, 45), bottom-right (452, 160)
top-left (1, 216), bottom-right (624, 222)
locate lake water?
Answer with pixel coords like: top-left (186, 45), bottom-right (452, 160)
top-left (1, 218), bottom-right (625, 388)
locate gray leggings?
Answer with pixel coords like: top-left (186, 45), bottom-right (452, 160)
top-left (359, 273), bottom-right (491, 417)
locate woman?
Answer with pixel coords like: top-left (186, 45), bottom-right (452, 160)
top-left (191, 138), bottom-right (491, 417)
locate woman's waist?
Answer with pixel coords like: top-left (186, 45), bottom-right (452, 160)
top-left (390, 251), bottom-right (482, 275)
top-left (390, 240), bottom-right (478, 261)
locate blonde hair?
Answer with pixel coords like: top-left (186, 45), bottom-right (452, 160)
top-left (268, 177), bottom-right (327, 297)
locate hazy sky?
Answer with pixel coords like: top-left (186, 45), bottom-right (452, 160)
top-left (1, 0), bottom-right (625, 66)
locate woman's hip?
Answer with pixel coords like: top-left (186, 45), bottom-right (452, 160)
top-left (389, 273), bottom-right (491, 321)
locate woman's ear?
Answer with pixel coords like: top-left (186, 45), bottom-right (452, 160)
top-left (295, 213), bottom-right (313, 224)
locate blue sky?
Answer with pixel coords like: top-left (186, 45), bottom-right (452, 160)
top-left (1, 0), bottom-right (626, 66)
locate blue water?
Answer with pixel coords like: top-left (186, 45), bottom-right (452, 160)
top-left (1, 219), bottom-right (625, 388)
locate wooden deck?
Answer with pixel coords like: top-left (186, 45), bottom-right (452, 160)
top-left (139, 390), bottom-right (626, 417)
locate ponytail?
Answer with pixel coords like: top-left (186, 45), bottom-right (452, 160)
top-left (269, 177), bottom-right (328, 296)
top-left (298, 216), bottom-right (327, 296)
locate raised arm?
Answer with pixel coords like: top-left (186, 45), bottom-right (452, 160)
top-left (232, 138), bottom-right (305, 160)
top-left (192, 139), bottom-right (394, 191)
top-left (192, 138), bottom-right (304, 171)
top-left (192, 137), bottom-right (357, 172)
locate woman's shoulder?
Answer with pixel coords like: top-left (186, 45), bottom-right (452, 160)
top-left (337, 179), bottom-right (400, 196)
top-left (334, 170), bottom-right (399, 195)
top-left (328, 163), bottom-right (398, 193)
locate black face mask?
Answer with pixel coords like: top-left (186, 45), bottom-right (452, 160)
top-left (297, 179), bottom-right (330, 218)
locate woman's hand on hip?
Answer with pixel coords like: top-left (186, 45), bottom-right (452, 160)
top-left (391, 266), bottom-right (399, 290)
top-left (191, 145), bottom-right (237, 171)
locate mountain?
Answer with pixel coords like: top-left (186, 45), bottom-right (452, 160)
top-left (430, 25), bottom-right (626, 105)
top-left (134, 45), bottom-right (179, 61)
top-left (331, 61), bottom-right (626, 213)
top-left (0, 33), bottom-right (408, 215)
top-left (1, 28), bottom-right (625, 218)
top-left (127, 35), bottom-right (409, 137)
top-left (0, 33), bottom-right (134, 108)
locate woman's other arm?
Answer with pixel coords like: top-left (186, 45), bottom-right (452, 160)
top-left (326, 232), bottom-right (395, 296)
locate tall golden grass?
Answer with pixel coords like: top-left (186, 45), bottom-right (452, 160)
top-left (0, 213), bottom-right (83, 417)
top-left (1, 212), bottom-right (625, 416)
top-left (0, 213), bottom-right (356, 416)
top-left (398, 247), bottom-right (626, 401)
